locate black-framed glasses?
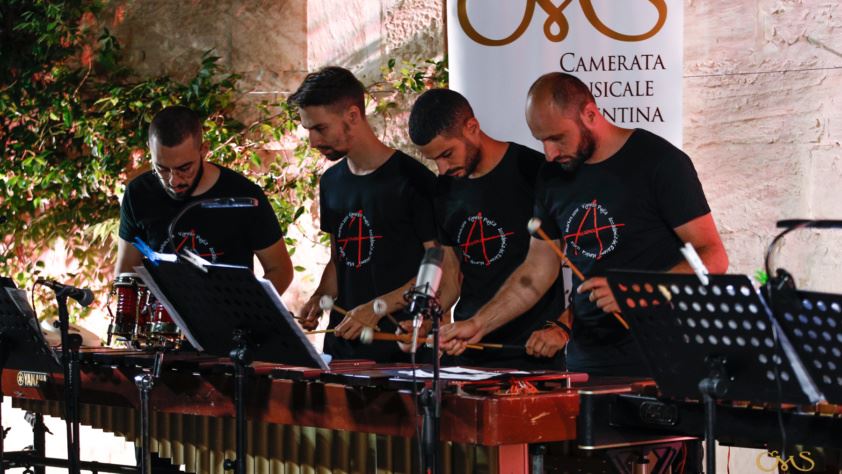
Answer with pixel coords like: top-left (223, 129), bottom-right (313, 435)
top-left (153, 160), bottom-right (197, 180)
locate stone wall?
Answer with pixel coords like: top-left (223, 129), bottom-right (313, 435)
top-left (108, 0), bottom-right (307, 103)
top-left (684, 0), bottom-right (842, 292)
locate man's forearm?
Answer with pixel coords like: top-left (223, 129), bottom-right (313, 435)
top-left (472, 260), bottom-right (559, 336)
top-left (264, 267), bottom-right (293, 295)
top-left (437, 246), bottom-right (461, 313)
top-left (669, 243), bottom-right (729, 274)
top-left (314, 259), bottom-right (338, 297)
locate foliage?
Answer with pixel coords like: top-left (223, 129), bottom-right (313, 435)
top-left (0, 1), bottom-right (314, 318)
top-left (372, 56), bottom-right (449, 118)
top-left (0, 0), bottom-right (448, 321)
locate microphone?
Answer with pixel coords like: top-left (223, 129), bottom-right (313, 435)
top-left (36, 278), bottom-right (95, 307)
top-left (407, 246), bottom-right (444, 353)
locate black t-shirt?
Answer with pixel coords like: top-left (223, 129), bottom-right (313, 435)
top-left (119, 165), bottom-right (283, 269)
top-left (435, 143), bottom-right (566, 368)
top-left (319, 151), bottom-right (437, 362)
top-left (535, 129), bottom-right (710, 375)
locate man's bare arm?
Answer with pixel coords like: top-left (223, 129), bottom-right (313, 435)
top-left (298, 236), bottom-right (339, 330)
top-left (255, 238), bottom-right (294, 295)
top-left (439, 237), bottom-right (561, 354)
top-left (469, 237), bottom-right (561, 334)
top-left (670, 213), bottom-right (729, 274)
top-left (116, 238), bottom-right (143, 274)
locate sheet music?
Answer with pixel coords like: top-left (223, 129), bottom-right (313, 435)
top-left (395, 366), bottom-right (528, 381)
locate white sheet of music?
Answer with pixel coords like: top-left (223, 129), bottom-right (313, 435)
top-left (396, 366), bottom-right (529, 381)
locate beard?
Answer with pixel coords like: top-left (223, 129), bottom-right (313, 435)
top-left (462, 140), bottom-right (481, 177)
top-left (319, 146), bottom-right (348, 162)
top-left (164, 160), bottom-right (204, 201)
top-left (318, 123), bottom-right (351, 162)
top-left (445, 139), bottom-right (481, 178)
top-left (558, 122), bottom-right (596, 174)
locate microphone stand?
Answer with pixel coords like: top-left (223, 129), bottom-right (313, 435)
top-left (410, 287), bottom-right (443, 474)
top-left (53, 287), bottom-right (83, 474)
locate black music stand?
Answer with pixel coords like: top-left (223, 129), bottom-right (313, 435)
top-left (136, 259), bottom-right (326, 474)
top-left (771, 289), bottom-right (842, 405)
top-left (606, 271), bottom-right (820, 474)
top-left (0, 286), bottom-right (63, 474)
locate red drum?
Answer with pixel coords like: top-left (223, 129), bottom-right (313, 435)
top-left (149, 300), bottom-right (179, 336)
top-left (146, 298), bottom-right (181, 349)
top-left (107, 273), bottom-right (147, 343)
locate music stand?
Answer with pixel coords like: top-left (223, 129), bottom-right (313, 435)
top-left (771, 289), bottom-right (842, 405)
top-left (136, 259), bottom-right (326, 474)
top-left (0, 286), bottom-right (63, 474)
top-left (606, 271), bottom-right (820, 474)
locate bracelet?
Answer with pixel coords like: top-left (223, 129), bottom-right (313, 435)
top-left (545, 319), bottom-right (571, 336)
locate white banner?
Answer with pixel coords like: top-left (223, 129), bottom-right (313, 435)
top-left (447, 0), bottom-right (683, 150)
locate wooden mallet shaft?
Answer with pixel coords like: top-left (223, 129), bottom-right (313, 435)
top-left (372, 332), bottom-right (521, 351)
top-left (319, 295), bottom-right (380, 331)
top-left (528, 218), bottom-right (630, 330)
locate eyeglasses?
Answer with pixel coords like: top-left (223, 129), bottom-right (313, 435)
top-left (153, 160), bottom-right (197, 180)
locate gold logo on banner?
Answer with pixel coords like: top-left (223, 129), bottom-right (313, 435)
top-left (457, 0), bottom-right (668, 46)
top-left (755, 450), bottom-right (816, 472)
top-left (16, 371), bottom-right (49, 388)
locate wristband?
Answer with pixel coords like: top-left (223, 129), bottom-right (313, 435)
top-left (546, 319), bottom-right (571, 336)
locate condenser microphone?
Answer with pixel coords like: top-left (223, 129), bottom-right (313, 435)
top-left (408, 246), bottom-right (444, 353)
top-left (36, 278), bottom-right (95, 307)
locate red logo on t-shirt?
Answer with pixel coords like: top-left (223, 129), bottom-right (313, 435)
top-left (456, 212), bottom-right (514, 266)
top-left (336, 210), bottom-right (383, 268)
top-left (562, 200), bottom-right (625, 260)
top-left (159, 229), bottom-right (223, 262)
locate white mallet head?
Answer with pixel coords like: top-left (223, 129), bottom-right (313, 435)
top-left (319, 295), bottom-right (335, 312)
top-left (527, 217), bottom-right (542, 235)
top-left (373, 298), bottom-right (387, 316)
top-left (359, 326), bottom-right (374, 344)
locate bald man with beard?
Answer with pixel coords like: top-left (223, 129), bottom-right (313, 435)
top-left (440, 72), bottom-right (728, 376)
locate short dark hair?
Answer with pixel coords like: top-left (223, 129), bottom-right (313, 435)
top-left (148, 106), bottom-right (202, 147)
top-left (527, 72), bottom-right (595, 115)
top-left (288, 66), bottom-right (366, 115)
top-left (408, 88), bottom-right (475, 146)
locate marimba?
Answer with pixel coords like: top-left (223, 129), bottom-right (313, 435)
top-left (10, 348), bottom-right (842, 473)
top-left (3, 348), bottom-right (588, 474)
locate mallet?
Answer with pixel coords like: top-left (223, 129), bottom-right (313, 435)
top-left (527, 218), bottom-right (630, 330)
top-left (319, 295), bottom-right (379, 341)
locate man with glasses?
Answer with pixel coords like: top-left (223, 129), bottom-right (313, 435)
top-left (116, 105), bottom-right (293, 295)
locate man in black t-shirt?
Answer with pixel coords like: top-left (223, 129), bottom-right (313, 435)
top-left (408, 88), bottom-right (568, 369)
top-left (117, 106), bottom-right (293, 295)
top-left (290, 67), bottom-right (438, 363)
top-left (440, 73), bottom-right (729, 376)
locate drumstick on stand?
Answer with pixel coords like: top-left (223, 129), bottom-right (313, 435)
top-left (527, 218), bottom-right (630, 330)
